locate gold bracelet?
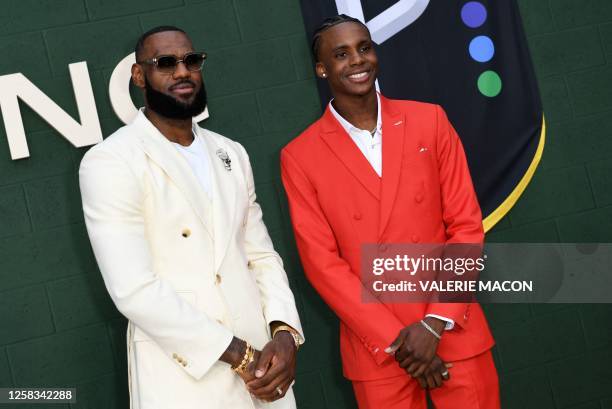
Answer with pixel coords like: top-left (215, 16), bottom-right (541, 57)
top-left (232, 342), bottom-right (254, 374)
top-left (272, 325), bottom-right (301, 350)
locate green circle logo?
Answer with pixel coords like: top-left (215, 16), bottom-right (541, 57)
top-left (477, 70), bottom-right (502, 97)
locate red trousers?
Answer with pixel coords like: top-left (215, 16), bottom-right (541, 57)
top-left (352, 350), bottom-right (500, 409)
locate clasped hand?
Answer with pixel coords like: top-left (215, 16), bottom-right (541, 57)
top-left (238, 332), bottom-right (297, 402)
top-left (386, 320), bottom-right (451, 389)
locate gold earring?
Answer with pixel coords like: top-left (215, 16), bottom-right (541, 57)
top-left (322, 73), bottom-right (327, 78)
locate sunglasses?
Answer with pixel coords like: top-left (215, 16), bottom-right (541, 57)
top-left (138, 51), bottom-right (207, 73)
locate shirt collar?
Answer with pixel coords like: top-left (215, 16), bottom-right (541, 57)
top-left (329, 93), bottom-right (382, 135)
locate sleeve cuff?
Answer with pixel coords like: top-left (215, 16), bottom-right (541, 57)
top-left (265, 306), bottom-right (305, 344)
top-left (425, 314), bottom-right (455, 330)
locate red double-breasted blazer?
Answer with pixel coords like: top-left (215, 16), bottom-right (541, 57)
top-left (281, 95), bottom-right (494, 381)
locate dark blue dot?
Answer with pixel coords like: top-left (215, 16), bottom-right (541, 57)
top-left (462, 1), bottom-right (487, 28)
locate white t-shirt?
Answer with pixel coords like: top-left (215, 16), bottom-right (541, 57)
top-left (172, 135), bottom-right (213, 200)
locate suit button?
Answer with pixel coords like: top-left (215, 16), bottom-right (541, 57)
top-left (215, 274), bottom-right (222, 285)
top-left (411, 235), bottom-right (420, 243)
top-left (415, 194), bottom-right (424, 203)
top-left (353, 213), bottom-right (362, 220)
top-left (181, 228), bottom-right (191, 238)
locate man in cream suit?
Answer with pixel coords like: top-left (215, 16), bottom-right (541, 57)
top-left (79, 26), bottom-right (303, 409)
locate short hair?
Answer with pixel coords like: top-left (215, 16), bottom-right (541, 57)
top-left (135, 25), bottom-right (187, 62)
top-left (311, 14), bottom-right (369, 61)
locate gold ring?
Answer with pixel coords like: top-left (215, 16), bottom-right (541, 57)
top-left (276, 387), bottom-right (283, 396)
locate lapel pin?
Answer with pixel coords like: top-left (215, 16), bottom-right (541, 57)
top-left (419, 147), bottom-right (428, 152)
top-left (216, 149), bottom-right (232, 171)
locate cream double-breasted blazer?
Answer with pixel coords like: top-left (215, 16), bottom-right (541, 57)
top-left (79, 110), bottom-right (303, 409)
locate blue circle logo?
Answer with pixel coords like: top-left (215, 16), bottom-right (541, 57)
top-left (461, 1), bottom-right (487, 28)
top-left (469, 35), bottom-right (495, 62)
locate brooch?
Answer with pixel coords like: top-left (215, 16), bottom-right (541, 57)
top-left (216, 149), bottom-right (232, 171)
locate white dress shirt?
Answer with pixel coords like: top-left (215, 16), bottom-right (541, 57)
top-left (329, 94), bottom-right (454, 331)
top-left (329, 94), bottom-right (383, 177)
top-left (172, 135), bottom-right (213, 200)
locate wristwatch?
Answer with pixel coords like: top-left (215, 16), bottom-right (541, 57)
top-left (272, 325), bottom-right (301, 350)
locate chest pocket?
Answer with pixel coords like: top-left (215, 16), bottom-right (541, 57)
top-left (402, 145), bottom-right (433, 168)
top-left (401, 147), bottom-right (440, 206)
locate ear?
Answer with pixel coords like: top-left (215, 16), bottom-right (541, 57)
top-left (315, 62), bottom-right (327, 79)
top-left (131, 63), bottom-right (145, 89)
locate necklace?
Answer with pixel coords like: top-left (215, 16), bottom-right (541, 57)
top-left (369, 126), bottom-right (378, 149)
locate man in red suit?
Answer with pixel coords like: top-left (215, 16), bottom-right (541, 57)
top-left (280, 15), bottom-right (500, 409)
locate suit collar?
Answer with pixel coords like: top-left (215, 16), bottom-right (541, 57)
top-left (134, 110), bottom-right (213, 238)
top-left (319, 102), bottom-right (381, 200)
top-left (197, 127), bottom-right (237, 272)
top-left (320, 94), bottom-right (400, 133)
top-left (319, 95), bottom-right (405, 237)
top-left (378, 96), bottom-right (405, 237)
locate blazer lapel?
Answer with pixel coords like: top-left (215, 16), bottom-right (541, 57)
top-left (199, 128), bottom-right (237, 272)
top-left (319, 106), bottom-right (380, 200)
top-left (136, 111), bottom-right (213, 239)
top-left (379, 96), bottom-right (405, 237)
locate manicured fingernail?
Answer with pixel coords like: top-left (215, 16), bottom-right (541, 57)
top-left (255, 370), bottom-right (264, 378)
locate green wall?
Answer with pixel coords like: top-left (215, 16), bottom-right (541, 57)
top-left (0, 1), bottom-right (611, 408)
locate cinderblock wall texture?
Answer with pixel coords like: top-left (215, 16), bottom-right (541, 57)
top-left (0, 1), bottom-right (611, 409)
top-left (484, 2), bottom-right (612, 409)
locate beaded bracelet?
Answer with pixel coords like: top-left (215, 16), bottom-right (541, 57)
top-left (232, 342), bottom-right (255, 374)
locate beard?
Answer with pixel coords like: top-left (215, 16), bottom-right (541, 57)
top-left (144, 76), bottom-right (207, 120)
